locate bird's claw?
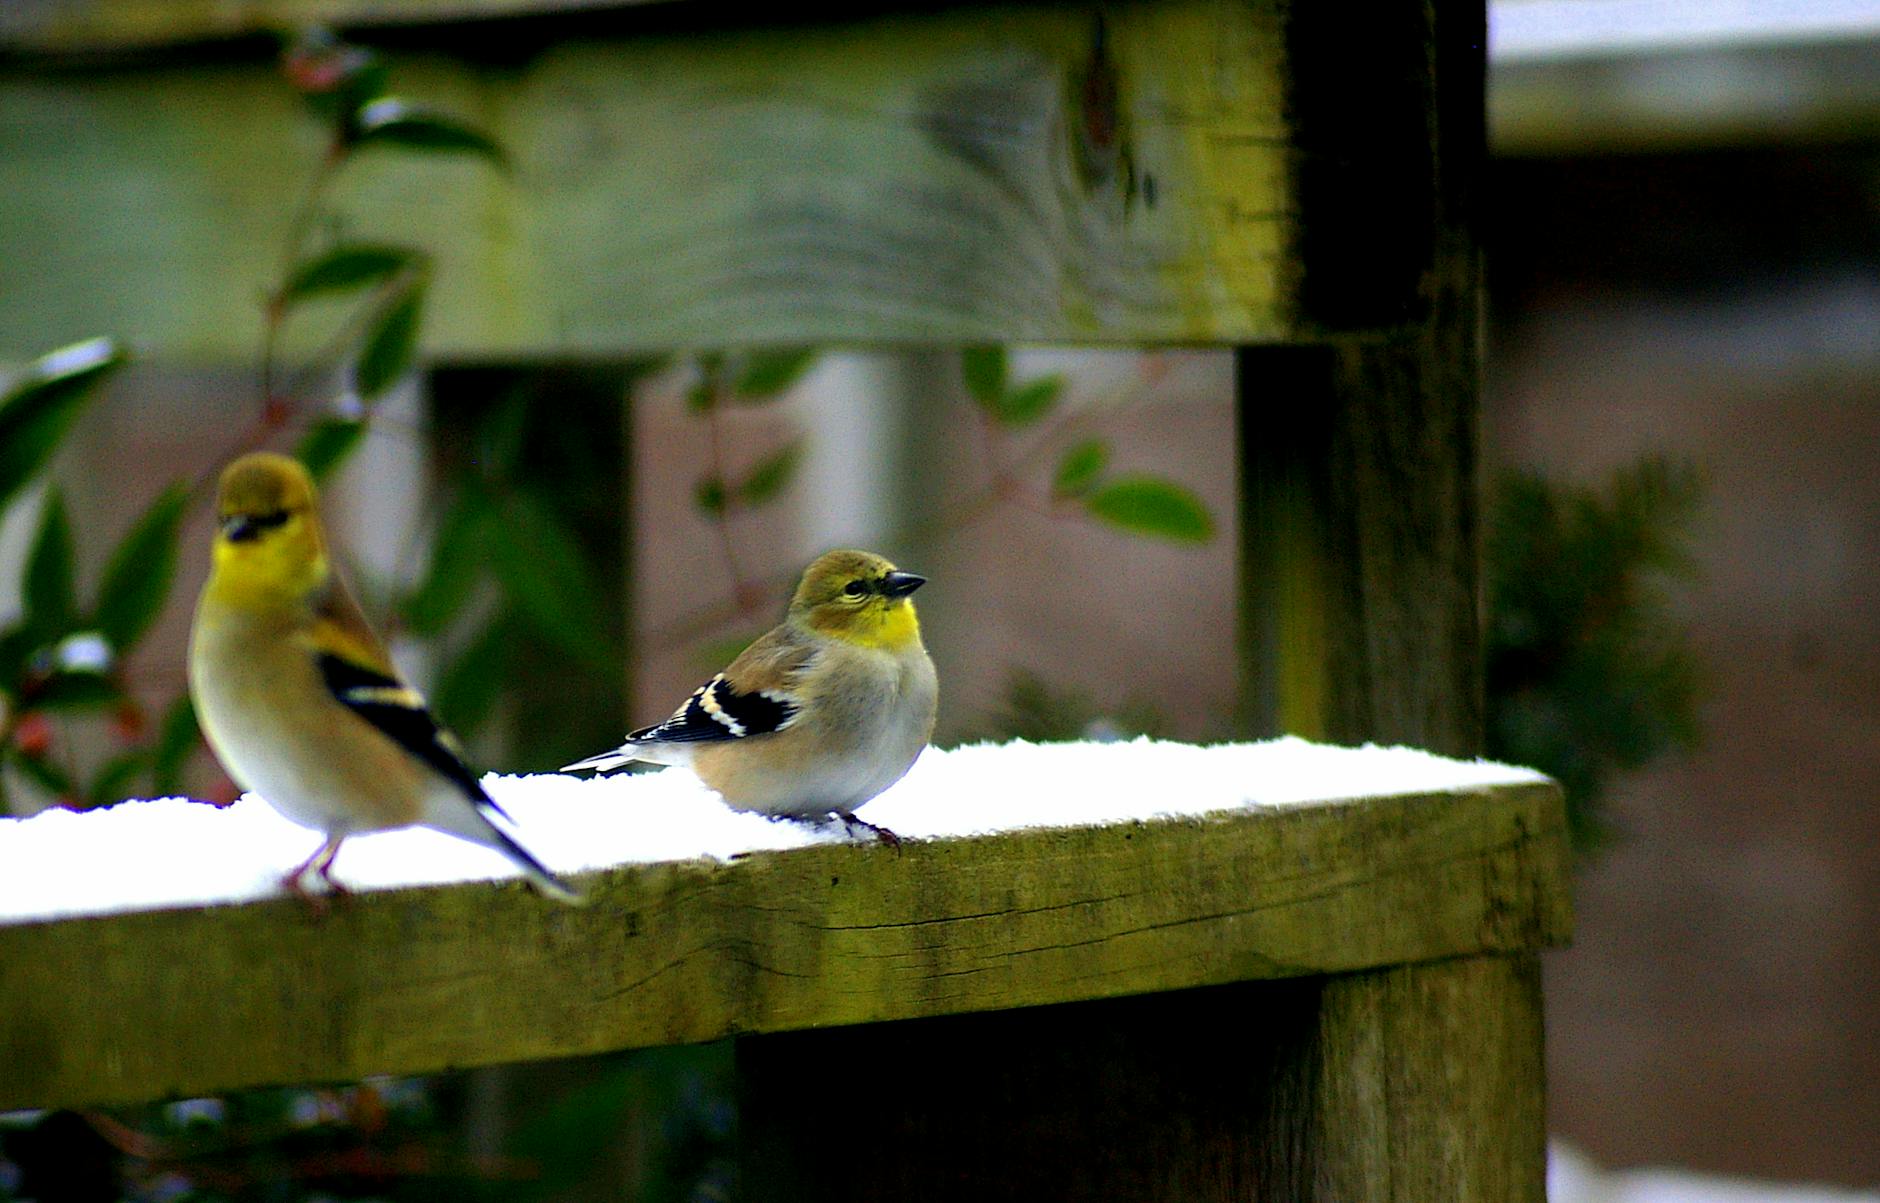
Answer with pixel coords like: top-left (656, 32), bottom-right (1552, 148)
top-left (282, 837), bottom-right (351, 914)
top-left (281, 871), bottom-right (348, 915)
top-left (837, 811), bottom-right (902, 851)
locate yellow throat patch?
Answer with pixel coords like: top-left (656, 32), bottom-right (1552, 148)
top-left (814, 597), bottom-right (922, 651)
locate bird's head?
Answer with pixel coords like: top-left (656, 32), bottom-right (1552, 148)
top-left (207, 452), bottom-right (328, 603)
top-left (789, 549), bottom-right (927, 650)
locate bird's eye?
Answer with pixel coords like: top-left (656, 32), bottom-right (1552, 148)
top-left (843, 580), bottom-right (868, 597)
top-left (221, 509), bottom-right (291, 543)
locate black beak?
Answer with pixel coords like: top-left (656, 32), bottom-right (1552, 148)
top-left (881, 571), bottom-right (926, 598)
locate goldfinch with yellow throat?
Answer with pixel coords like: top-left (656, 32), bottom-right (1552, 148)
top-left (189, 452), bottom-right (577, 902)
top-left (564, 550), bottom-right (938, 844)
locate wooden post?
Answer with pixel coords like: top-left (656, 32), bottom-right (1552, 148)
top-left (742, 1), bottom-right (1518, 1200)
top-left (1237, 2), bottom-right (1539, 1200)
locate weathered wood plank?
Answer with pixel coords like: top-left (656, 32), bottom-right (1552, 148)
top-left (0, 0), bottom-right (1292, 360)
top-left (0, 781), bottom-right (1569, 1111)
top-left (1492, 38), bottom-right (1880, 155)
top-left (1301, 954), bottom-right (1547, 1202)
top-left (1236, 338), bottom-right (1483, 752)
top-left (740, 955), bottom-right (1546, 1203)
top-left (1238, 0), bottom-right (1484, 757)
top-left (1224, 3), bottom-right (1537, 1197)
top-left (739, 976), bottom-right (1325, 1203)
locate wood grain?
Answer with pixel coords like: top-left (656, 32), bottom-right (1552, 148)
top-left (1230, 2), bottom-right (1541, 1195)
top-left (1238, 0), bottom-right (1485, 758)
top-left (0, 780), bottom-right (1569, 1111)
top-left (0, 0), bottom-right (1293, 360)
top-left (1301, 954), bottom-right (1547, 1202)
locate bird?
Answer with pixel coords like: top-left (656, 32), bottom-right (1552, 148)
top-left (188, 452), bottom-right (578, 904)
top-left (563, 549), bottom-right (938, 845)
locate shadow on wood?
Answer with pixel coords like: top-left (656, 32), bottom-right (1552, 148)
top-left (740, 953), bottom-right (1544, 1203)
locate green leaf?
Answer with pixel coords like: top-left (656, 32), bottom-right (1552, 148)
top-left (23, 489), bottom-right (76, 634)
top-left (0, 627), bottom-right (34, 692)
top-left (350, 98), bottom-right (508, 167)
top-left (509, 1060), bottom-right (648, 1192)
top-left (1085, 476), bottom-right (1215, 543)
top-left (92, 482), bottom-right (192, 653)
top-left (961, 346), bottom-right (1006, 405)
top-left (992, 374), bottom-right (1063, 425)
top-left (87, 749), bottom-right (148, 807)
top-left (333, 58), bottom-right (390, 125)
top-left (1052, 439), bottom-right (1109, 498)
top-left (487, 493), bottom-right (611, 671)
top-left (32, 670), bottom-right (120, 710)
top-left (694, 476), bottom-right (729, 516)
top-left (0, 337), bottom-right (126, 513)
top-left (402, 492), bottom-right (490, 636)
top-left (279, 243), bottom-right (421, 306)
top-left (149, 695), bottom-right (200, 797)
top-left (735, 349), bottom-right (817, 399)
top-left (354, 281), bottom-right (425, 401)
top-left (11, 743), bottom-right (75, 803)
top-left (737, 442), bottom-right (801, 505)
top-left (295, 417), bottom-right (367, 482)
top-left (433, 617), bottom-right (513, 739)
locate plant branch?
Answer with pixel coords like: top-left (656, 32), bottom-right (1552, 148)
top-left (702, 393), bottom-right (756, 607)
top-left (278, 266), bottom-right (419, 405)
top-left (261, 142), bottom-right (347, 407)
top-left (646, 352), bottom-right (1170, 649)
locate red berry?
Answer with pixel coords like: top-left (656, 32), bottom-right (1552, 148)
top-left (13, 713), bottom-right (52, 758)
top-left (111, 700), bottom-right (146, 744)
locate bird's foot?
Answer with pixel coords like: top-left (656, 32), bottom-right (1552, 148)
top-left (283, 836), bottom-right (350, 913)
top-left (836, 811), bottom-right (902, 851)
top-left (280, 868), bottom-right (347, 915)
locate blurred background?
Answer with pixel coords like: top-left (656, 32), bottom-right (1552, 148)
top-left (1490, 2), bottom-right (1880, 1194)
top-left (1, 0), bottom-right (1877, 1199)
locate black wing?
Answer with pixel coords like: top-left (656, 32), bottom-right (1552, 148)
top-left (630, 674), bottom-right (797, 745)
top-left (316, 653), bottom-right (508, 817)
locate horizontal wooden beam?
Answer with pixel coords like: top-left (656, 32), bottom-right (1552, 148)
top-left (1492, 36), bottom-right (1880, 154)
top-left (0, 780), bottom-right (1569, 1111)
top-left (0, 0), bottom-right (1293, 360)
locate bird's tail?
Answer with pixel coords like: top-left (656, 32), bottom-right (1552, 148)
top-left (481, 816), bottom-right (585, 905)
top-left (563, 740), bottom-right (689, 773)
top-left (560, 748), bottom-right (636, 773)
top-left (426, 791), bottom-right (584, 904)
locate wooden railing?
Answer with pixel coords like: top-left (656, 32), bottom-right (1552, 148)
top-left (2, 766), bottom-right (1570, 1198)
top-left (0, 0), bottom-right (1526, 1196)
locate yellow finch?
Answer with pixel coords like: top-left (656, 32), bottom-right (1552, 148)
top-left (189, 452), bottom-right (576, 902)
top-left (564, 549), bottom-right (938, 844)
